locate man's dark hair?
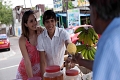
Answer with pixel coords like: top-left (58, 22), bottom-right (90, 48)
top-left (43, 10), bottom-right (57, 24)
top-left (89, 0), bottom-right (120, 20)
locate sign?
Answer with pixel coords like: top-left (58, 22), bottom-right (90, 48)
top-left (77, 0), bottom-right (89, 6)
top-left (53, 0), bottom-right (63, 11)
top-left (67, 8), bottom-right (80, 27)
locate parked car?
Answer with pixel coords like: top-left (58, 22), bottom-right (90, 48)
top-left (65, 25), bottom-right (99, 45)
top-left (0, 34), bottom-right (10, 51)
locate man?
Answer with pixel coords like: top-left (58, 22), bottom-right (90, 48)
top-left (73, 0), bottom-right (120, 80)
top-left (37, 10), bottom-right (71, 78)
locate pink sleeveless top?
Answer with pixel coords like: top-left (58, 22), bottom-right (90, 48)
top-left (16, 39), bottom-right (41, 80)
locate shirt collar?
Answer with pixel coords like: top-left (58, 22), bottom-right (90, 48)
top-left (44, 27), bottom-right (59, 37)
top-left (54, 27), bottom-right (59, 37)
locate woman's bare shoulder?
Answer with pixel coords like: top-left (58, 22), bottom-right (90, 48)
top-left (19, 35), bottom-right (26, 44)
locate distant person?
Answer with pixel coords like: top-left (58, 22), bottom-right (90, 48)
top-left (37, 10), bottom-right (71, 78)
top-left (72, 0), bottom-right (120, 80)
top-left (16, 10), bottom-right (43, 80)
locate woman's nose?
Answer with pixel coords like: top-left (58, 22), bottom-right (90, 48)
top-left (34, 21), bottom-right (37, 25)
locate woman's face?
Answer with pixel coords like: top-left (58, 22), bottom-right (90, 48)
top-left (25, 14), bottom-right (37, 31)
top-left (44, 18), bottom-right (56, 34)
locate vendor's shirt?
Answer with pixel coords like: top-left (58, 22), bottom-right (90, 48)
top-left (37, 27), bottom-right (70, 67)
top-left (93, 17), bottom-right (120, 80)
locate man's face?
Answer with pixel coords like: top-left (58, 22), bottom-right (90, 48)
top-left (44, 18), bottom-right (56, 34)
top-left (90, 6), bottom-right (100, 34)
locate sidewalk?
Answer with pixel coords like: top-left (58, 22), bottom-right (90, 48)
top-left (0, 49), bottom-right (16, 61)
top-left (0, 36), bottom-right (19, 61)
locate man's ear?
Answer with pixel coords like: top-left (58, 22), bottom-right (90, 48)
top-left (93, 7), bottom-right (99, 20)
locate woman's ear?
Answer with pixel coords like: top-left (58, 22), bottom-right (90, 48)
top-left (25, 23), bottom-right (28, 27)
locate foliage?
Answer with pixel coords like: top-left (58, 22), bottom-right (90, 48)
top-left (0, 0), bottom-right (13, 25)
top-left (68, 1), bottom-right (74, 9)
top-left (64, 1), bottom-right (74, 9)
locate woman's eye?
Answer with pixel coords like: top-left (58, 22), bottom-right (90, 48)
top-left (35, 18), bottom-right (37, 21)
top-left (45, 21), bottom-right (49, 23)
top-left (30, 20), bottom-right (33, 23)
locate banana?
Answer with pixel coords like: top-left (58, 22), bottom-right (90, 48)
top-left (84, 49), bottom-right (89, 59)
top-left (88, 50), bottom-right (94, 60)
top-left (78, 31), bottom-right (85, 41)
top-left (91, 46), bottom-right (96, 54)
top-left (75, 27), bottom-right (85, 33)
top-left (76, 44), bottom-right (86, 53)
top-left (81, 48), bottom-right (86, 58)
top-left (87, 34), bottom-right (93, 46)
top-left (88, 28), bottom-right (94, 40)
top-left (90, 49), bottom-right (95, 59)
top-left (84, 34), bottom-right (88, 45)
top-left (94, 33), bottom-right (99, 40)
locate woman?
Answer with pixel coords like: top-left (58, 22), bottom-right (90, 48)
top-left (16, 10), bottom-right (42, 80)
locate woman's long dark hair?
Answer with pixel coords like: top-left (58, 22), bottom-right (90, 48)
top-left (21, 10), bottom-right (34, 39)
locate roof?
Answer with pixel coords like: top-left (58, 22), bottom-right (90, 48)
top-left (56, 13), bottom-right (90, 17)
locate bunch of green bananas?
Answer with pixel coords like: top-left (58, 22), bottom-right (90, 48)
top-left (75, 27), bottom-right (99, 46)
top-left (76, 44), bottom-right (96, 60)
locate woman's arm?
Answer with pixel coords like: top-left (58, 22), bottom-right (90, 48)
top-left (19, 36), bottom-right (33, 78)
top-left (39, 51), bottom-right (46, 78)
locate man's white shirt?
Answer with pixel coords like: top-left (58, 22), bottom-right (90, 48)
top-left (37, 27), bottom-right (71, 67)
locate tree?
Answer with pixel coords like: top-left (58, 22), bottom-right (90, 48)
top-left (63, 1), bottom-right (74, 10)
top-left (0, 0), bottom-right (13, 25)
top-left (68, 1), bottom-right (74, 9)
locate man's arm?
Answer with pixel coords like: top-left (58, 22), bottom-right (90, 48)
top-left (73, 54), bottom-right (93, 71)
top-left (39, 51), bottom-right (46, 78)
top-left (37, 34), bottom-right (46, 78)
top-left (78, 59), bottom-right (93, 70)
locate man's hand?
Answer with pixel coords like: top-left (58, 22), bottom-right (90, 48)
top-left (72, 53), bottom-right (83, 64)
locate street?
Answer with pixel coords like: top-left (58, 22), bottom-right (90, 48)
top-left (0, 36), bottom-right (22, 80)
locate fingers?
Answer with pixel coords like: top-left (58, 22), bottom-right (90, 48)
top-left (36, 27), bottom-right (44, 35)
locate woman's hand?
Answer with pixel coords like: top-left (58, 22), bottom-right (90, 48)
top-left (36, 27), bottom-right (44, 35)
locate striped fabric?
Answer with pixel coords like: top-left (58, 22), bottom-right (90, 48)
top-left (93, 17), bottom-right (120, 80)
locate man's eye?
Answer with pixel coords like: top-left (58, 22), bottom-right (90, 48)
top-left (51, 20), bottom-right (54, 22)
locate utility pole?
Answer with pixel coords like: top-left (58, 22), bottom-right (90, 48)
top-left (66, 0), bottom-right (68, 12)
top-left (62, 0), bottom-right (68, 12)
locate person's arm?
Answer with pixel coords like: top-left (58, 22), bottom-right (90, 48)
top-left (78, 59), bottom-right (93, 70)
top-left (19, 36), bottom-right (33, 78)
top-left (39, 51), bottom-right (46, 78)
top-left (37, 34), bottom-right (46, 78)
top-left (73, 53), bottom-right (93, 71)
